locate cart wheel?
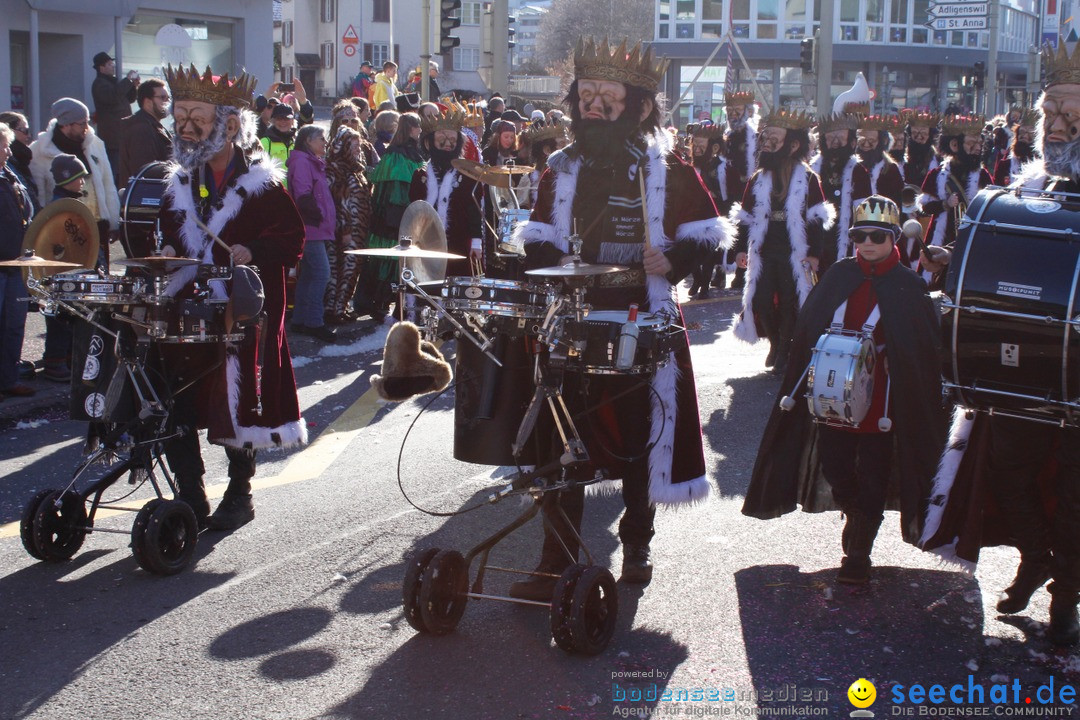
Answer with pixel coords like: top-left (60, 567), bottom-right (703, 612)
top-left (566, 566), bottom-right (618, 655)
top-left (550, 564), bottom-right (586, 652)
top-left (418, 550), bottom-right (469, 635)
top-left (31, 490), bottom-right (90, 562)
top-left (20, 489), bottom-right (54, 560)
top-left (403, 548), bottom-right (439, 633)
top-left (131, 499), bottom-right (198, 575)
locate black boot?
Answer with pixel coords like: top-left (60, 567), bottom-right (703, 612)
top-left (621, 544), bottom-right (653, 584)
top-left (207, 492), bottom-right (254, 531)
top-left (997, 555), bottom-right (1052, 614)
top-left (175, 476), bottom-right (210, 531)
top-left (730, 266), bottom-right (746, 290)
top-left (838, 512), bottom-right (882, 585)
top-left (1049, 589), bottom-right (1080, 646)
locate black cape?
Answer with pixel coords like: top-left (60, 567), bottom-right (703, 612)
top-left (741, 256), bottom-right (947, 545)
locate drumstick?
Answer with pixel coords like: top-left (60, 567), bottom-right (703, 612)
top-left (191, 216), bottom-right (234, 256)
top-left (638, 169), bottom-right (652, 252)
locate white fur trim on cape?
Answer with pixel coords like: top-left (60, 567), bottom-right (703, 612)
top-left (732, 164), bottom-right (823, 343)
top-left (918, 405), bottom-right (976, 571)
top-left (1013, 159), bottom-right (1051, 191)
top-left (836, 154), bottom-right (860, 260)
top-left (869, 159), bottom-right (884, 195)
top-left (675, 216), bottom-right (735, 250)
top-left (716, 157), bottom-right (729, 205)
top-left (163, 157), bottom-right (306, 450)
top-left (425, 164), bottom-right (460, 234)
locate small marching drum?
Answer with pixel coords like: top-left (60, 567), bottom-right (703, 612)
top-left (441, 276), bottom-right (552, 334)
top-left (942, 186), bottom-right (1080, 424)
top-left (42, 271), bottom-right (145, 306)
top-left (804, 331), bottom-right (877, 427)
top-left (558, 310), bottom-right (677, 375)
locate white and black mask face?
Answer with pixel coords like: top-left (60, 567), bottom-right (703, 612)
top-left (1040, 85), bottom-right (1080, 178)
top-left (172, 101), bottom-right (232, 171)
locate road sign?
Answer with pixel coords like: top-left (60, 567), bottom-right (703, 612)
top-left (342, 24), bottom-right (359, 44)
top-left (343, 44), bottom-right (356, 57)
top-left (928, 2), bottom-right (988, 18)
top-left (925, 16), bottom-right (989, 30)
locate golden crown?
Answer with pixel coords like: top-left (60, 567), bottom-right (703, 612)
top-left (574, 37), bottom-right (669, 93)
top-left (859, 114), bottom-right (901, 132)
top-left (420, 108), bottom-right (467, 134)
top-left (941, 114), bottom-right (985, 137)
top-left (852, 195), bottom-right (901, 228)
top-left (762, 109), bottom-right (814, 131)
top-left (520, 123), bottom-right (568, 145)
top-left (1044, 42), bottom-right (1080, 87)
top-left (463, 103), bottom-right (486, 130)
top-left (690, 123), bottom-right (725, 140)
top-left (724, 90), bottom-right (755, 107)
top-left (904, 111), bottom-right (940, 128)
top-left (817, 112), bottom-right (858, 133)
top-left (165, 64), bottom-right (257, 110)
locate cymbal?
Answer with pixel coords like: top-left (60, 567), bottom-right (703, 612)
top-left (451, 158), bottom-right (535, 188)
top-left (0, 250), bottom-right (81, 269)
top-left (114, 256), bottom-right (202, 270)
top-left (525, 261), bottom-right (629, 278)
top-left (346, 244), bottom-right (465, 260)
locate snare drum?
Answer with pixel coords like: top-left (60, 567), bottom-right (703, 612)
top-left (441, 276), bottom-right (552, 320)
top-left (942, 186), bottom-right (1080, 424)
top-left (805, 331), bottom-right (876, 427)
top-left (120, 298), bottom-right (244, 344)
top-left (496, 208), bottom-right (532, 256)
top-left (558, 310), bottom-right (677, 375)
top-left (44, 271), bottom-right (145, 306)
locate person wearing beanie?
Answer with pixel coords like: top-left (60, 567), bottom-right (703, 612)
top-left (743, 195), bottom-right (944, 586)
top-left (90, 51), bottom-right (138, 183)
top-left (260, 103), bottom-right (297, 174)
top-left (50, 153), bottom-right (88, 198)
top-left (28, 97), bottom-right (121, 247)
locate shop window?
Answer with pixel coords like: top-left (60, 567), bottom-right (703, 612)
top-left (758, 0), bottom-right (778, 20)
top-left (660, 0), bottom-right (671, 21)
top-left (703, 0), bottom-right (724, 20)
top-left (676, 0), bottom-right (696, 20)
top-left (677, 23), bottom-right (695, 38)
top-left (757, 24), bottom-right (778, 39)
top-left (841, 25), bottom-right (858, 41)
top-left (702, 23), bottom-right (724, 39)
top-left (659, 24), bottom-right (671, 38)
top-left (840, 0), bottom-right (858, 22)
top-left (866, 26), bottom-right (883, 42)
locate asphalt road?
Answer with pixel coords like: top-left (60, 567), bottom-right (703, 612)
top-left (2, 291), bottom-right (1079, 720)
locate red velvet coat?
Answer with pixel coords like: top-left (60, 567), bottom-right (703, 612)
top-left (159, 149), bottom-right (307, 449)
top-left (409, 164), bottom-right (484, 277)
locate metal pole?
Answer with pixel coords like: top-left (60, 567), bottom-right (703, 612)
top-left (492, 0), bottom-right (509, 96)
top-left (28, 6), bottom-right (39, 133)
top-left (421, 0), bottom-right (431, 101)
top-left (115, 16), bottom-right (124, 76)
top-left (389, 0), bottom-right (395, 64)
top-left (815, 0), bottom-right (835, 114)
top-left (986, 0), bottom-right (1000, 115)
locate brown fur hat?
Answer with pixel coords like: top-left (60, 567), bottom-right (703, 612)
top-left (370, 322), bottom-right (452, 402)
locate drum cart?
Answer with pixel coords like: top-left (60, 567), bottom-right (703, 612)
top-left (17, 260), bottom-right (239, 575)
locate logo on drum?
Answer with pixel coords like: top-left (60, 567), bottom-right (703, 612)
top-left (88, 334), bottom-right (104, 357)
top-left (84, 392), bottom-right (106, 418)
top-left (1002, 344), bottom-right (1020, 368)
top-left (82, 355), bottom-right (100, 381)
top-left (996, 282), bottom-right (1042, 300)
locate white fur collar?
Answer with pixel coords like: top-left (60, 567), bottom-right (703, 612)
top-left (425, 164), bottom-right (459, 233)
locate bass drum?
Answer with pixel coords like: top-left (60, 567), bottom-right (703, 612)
top-left (942, 186), bottom-right (1080, 424)
top-left (119, 161), bottom-right (170, 259)
top-left (453, 335), bottom-right (537, 466)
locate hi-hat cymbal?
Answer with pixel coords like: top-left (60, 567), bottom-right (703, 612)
top-left (346, 244), bottom-right (465, 260)
top-left (0, 250), bottom-right (81, 269)
top-left (114, 256), bottom-right (202, 270)
top-left (525, 261), bottom-right (628, 278)
top-left (451, 158), bottom-right (535, 188)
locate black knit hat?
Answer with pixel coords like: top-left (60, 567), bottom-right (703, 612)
top-left (51, 153), bottom-right (88, 187)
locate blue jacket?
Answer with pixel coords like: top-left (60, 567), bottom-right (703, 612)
top-left (0, 165), bottom-right (32, 261)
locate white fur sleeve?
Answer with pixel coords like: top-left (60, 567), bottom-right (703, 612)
top-left (675, 215), bottom-right (736, 251)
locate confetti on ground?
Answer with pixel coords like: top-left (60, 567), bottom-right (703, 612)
top-left (965, 659), bottom-right (979, 672)
top-left (291, 355), bottom-right (313, 368)
top-left (331, 573), bottom-right (347, 583)
top-left (14, 419), bottom-right (49, 429)
top-left (985, 637), bottom-right (1002, 647)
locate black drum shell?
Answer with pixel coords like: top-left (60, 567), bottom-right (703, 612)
top-left (453, 336), bottom-right (537, 466)
top-left (942, 187), bottom-right (1080, 422)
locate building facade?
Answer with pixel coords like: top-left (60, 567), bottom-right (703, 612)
top-left (278, 0), bottom-right (489, 104)
top-left (4, 0), bottom-right (274, 133)
top-left (653, 0), bottom-right (1042, 127)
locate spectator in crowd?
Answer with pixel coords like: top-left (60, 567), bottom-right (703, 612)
top-left (352, 60), bottom-right (376, 103)
top-left (499, 109), bottom-right (527, 133)
top-left (261, 103), bottom-right (298, 171)
top-left (427, 61), bottom-right (442, 101)
top-left (329, 100), bottom-right (380, 169)
top-left (0, 124), bottom-right (34, 399)
top-left (325, 126), bottom-right (374, 324)
top-left (117, 78), bottom-right (173, 187)
top-left (29, 98), bottom-right (121, 247)
top-left (287, 125), bottom-right (337, 342)
top-left (90, 51), bottom-right (138, 182)
top-left (371, 110), bottom-right (400, 158)
top-left (0, 111), bottom-right (41, 212)
top-left (377, 100), bottom-right (396, 114)
top-left (353, 112), bottom-right (423, 321)
top-left (350, 96), bottom-right (373, 129)
top-left (482, 120), bottom-right (518, 166)
top-left (372, 61), bottom-right (399, 108)
top-left (254, 95), bottom-right (281, 139)
top-left (403, 68), bottom-right (422, 95)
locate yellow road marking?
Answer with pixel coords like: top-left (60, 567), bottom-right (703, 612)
top-left (0, 382), bottom-right (386, 540)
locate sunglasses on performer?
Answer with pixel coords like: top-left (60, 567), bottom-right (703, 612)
top-left (848, 230), bottom-right (893, 245)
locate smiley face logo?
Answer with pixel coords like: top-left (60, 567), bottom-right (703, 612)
top-left (848, 678), bottom-right (876, 708)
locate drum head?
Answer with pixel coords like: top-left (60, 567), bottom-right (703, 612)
top-left (398, 201), bottom-right (448, 286)
top-left (225, 265), bottom-right (265, 331)
top-left (22, 198), bottom-right (100, 278)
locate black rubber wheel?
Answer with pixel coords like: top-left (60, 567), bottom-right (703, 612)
top-left (550, 564), bottom-right (586, 652)
top-left (31, 490), bottom-right (90, 562)
top-left (418, 550), bottom-right (469, 635)
top-left (20, 489), bottom-right (54, 560)
top-left (402, 548), bottom-right (439, 633)
top-left (566, 566), bottom-right (618, 655)
top-left (131, 499), bottom-right (198, 575)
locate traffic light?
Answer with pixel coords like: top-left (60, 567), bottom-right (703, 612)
top-left (440, 0), bottom-right (462, 54)
top-left (508, 15), bottom-right (516, 50)
top-left (973, 60), bottom-right (985, 90)
top-left (800, 37), bottom-right (815, 73)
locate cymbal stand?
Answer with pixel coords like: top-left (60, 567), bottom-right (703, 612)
top-left (397, 267), bottom-right (503, 367)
